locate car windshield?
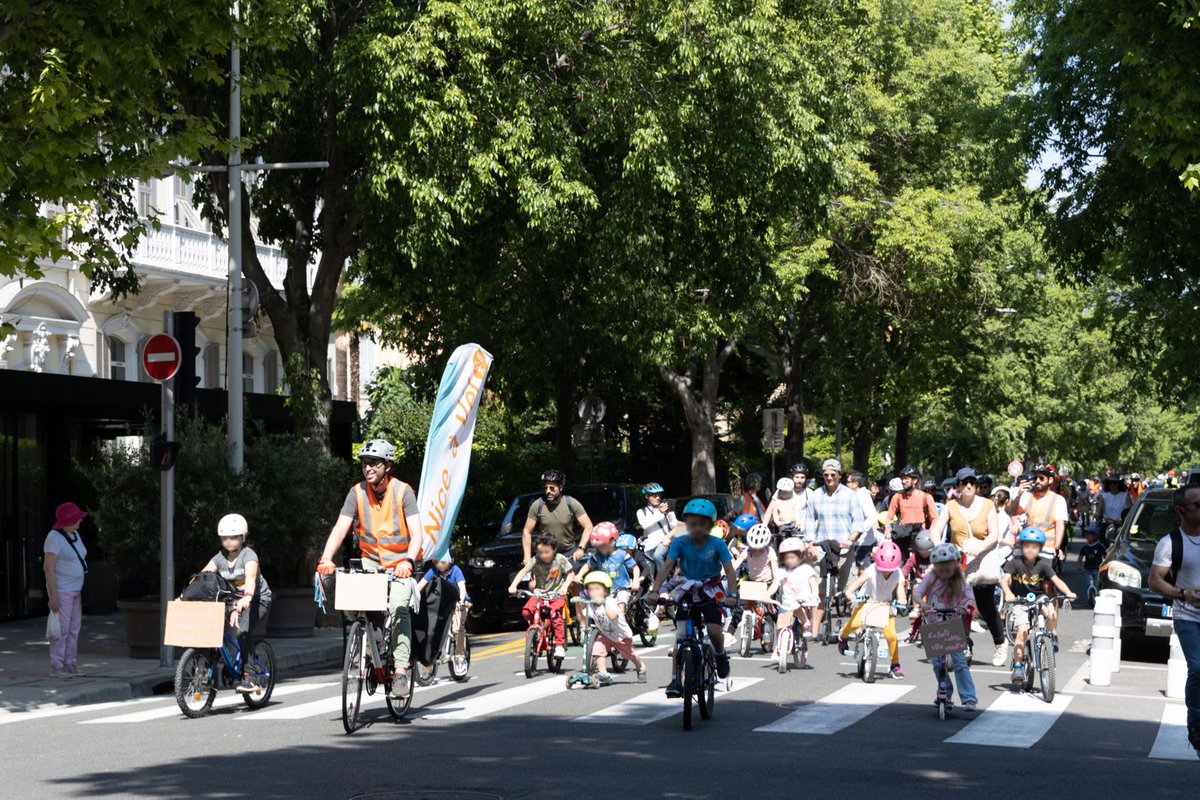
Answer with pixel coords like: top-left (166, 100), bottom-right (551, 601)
top-left (498, 487), bottom-right (628, 537)
top-left (1126, 497), bottom-right (1177, 557)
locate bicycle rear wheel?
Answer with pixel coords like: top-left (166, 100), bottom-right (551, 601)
top-left (385, 659), bottom-right (414, 721)
top-left (1038, 635), bottom-right (1056, 703)
top-left (341, 622), bottom-right (366, 734)
top-left (174, 648), bottom-right (217, 718)
top-left (761, 615), bottom-right (775, 653)
top-left (737, 611), bottom-right (751, 658)
top-left (610, 650), bottom-right (629, 673)
top-left (821, 603), bottom-right (833, 646)
top-left (241, 641), bottom-right (276, 709)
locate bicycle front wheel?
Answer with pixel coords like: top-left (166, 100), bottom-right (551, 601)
top-left (449, 638), bottom-right (471, 681)
top-left (697, 648), bottom-right (714, 720)
top-left (679, 647), bottom-right (696, 731)
top-left (241, 641), bottom-right (276, 709)
top-left (523, 627), bottom-right (540, 679)
top-left (174, 648), bottom-right (217, 718)
top-left (777, 628), bottom-right (791, 675)
top-left (1038, 635), bottom-right (1056, 703)
top-left (341, 621), bottom-right (366, 734)
top-left (863, 632), bottom-right (878, 684)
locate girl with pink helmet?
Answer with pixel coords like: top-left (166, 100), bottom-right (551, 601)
top-left (838, 540), bottom-right (908, 678)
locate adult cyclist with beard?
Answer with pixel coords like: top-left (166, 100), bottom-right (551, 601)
top-left (316, 439), bottom-right (423, 697)
top-left (521, 470), bottom-right (595, 565)
top-left (885, 465), bottom-right (938, 563)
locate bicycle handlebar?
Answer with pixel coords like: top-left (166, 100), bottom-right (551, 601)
top-left (515, 589), bottom-right (560, 600)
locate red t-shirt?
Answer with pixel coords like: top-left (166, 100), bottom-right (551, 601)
top-left (888, 490), bottom-right (938, 528)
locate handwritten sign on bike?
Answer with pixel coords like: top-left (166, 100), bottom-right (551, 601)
top-left (737, 581), bottom-right (778, 605)
top-left (921, 615), bottom-right (968, 658)
top-left (334, 571), bottom-right (389, 611)
top-left (163, 600), bottom-right (225, 648)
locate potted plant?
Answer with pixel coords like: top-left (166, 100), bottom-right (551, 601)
top-left (242, 430), bottom-right (350, 638)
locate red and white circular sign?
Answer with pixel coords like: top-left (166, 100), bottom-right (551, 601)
top-left (142, 333), bottom-right (181, 382)
top-left (1007, 458), bottom-right (1024, 478)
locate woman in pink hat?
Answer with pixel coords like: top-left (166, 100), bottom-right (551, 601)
top-left (44, 502), bottom-right (89, 678)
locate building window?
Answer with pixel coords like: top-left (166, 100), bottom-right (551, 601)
top-left (108, 336), bottom-right (127, 381)
top-left (136, 181), bottom-right (153, 218)
top-left (173, 175), bottom-right (195, 227)
top-left (264, 351), bottom-right (279, 395)
top-left (242, 352), bottom-right (255, 394)
top-left (204, 342), bottom-right (220, 388)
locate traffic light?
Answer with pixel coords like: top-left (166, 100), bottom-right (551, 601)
top-left (150, 434), bottom-right (180, 471)
top-left (172, 311), bottom-right (201, 404)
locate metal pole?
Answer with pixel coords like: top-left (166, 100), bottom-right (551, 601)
top-left (227, 0), bottom-right (244, 473)
top-left (160, 311), bottom-right (176, 667)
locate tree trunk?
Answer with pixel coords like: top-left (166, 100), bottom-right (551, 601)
top-left (663, 338), bottom-right (736, 494)
top-left (895, 415), bottom-right (910, 472)
top-left (555, 371), bottom-right (574, 464)
top-left (852, 416), bottom-right (873, 475)
top-left (778, 308), bottom-right (806, 460)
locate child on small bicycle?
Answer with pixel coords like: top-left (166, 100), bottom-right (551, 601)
top-left (1077, 525), bottom-right (1107, 598)
top-left (648, 498), bottom-right (741, 694)
top-left (582, 571), bottom-right (647, 685)
top-left (509, 536), bottom-right (573, 658)
top-left (1002, 527), bottom-right (1077, 686)
top-left (901, 530), bottom-right (935, 641)
top-left (417, 551), bottom-right (469, 663)
top-left (914, 542), bottom-right (978, 712)
top-left (199, 513), bottom-right (272, 694)
top-left (839, 540), bottom-right (907, 678)
top-left (574, 522), bottom-right (640, 613)
top-left (730, 523), bottom-right (779, 640)
top-left (771, 538), bottom-right (819, 662)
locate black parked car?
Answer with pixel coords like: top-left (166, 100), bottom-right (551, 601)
top-left (1099, 488), bottom-right (1176, 641)
top-left (464, 484), bottom-right (643, 629)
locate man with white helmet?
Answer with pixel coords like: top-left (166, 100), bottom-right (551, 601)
top-left (806, 458), bottom-right (868, 638)
top-left (200, 513), bottom-right (272, 694)
top-left (316, 438), bottom-right (423, 697)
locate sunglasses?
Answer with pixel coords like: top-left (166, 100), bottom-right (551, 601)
top-left (360, 458), bottom-right (386, 469)
top-left (958, 479), bottom-right (978, 487)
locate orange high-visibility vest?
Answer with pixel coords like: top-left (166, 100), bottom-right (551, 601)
top-left (353, 478), bottom-right (412, 568)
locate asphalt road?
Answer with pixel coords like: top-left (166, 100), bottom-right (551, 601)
top-left (3, 571), bottom-right (1195, 800)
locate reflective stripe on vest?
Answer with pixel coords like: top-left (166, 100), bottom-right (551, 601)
top-left (354, 478), bottom-right (411, 567)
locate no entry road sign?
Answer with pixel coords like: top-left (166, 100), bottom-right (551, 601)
top-left (142, 333), bottom-right (181, 382)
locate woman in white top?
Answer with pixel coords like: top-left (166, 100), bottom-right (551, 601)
top-left (636, 482), bottom-right (677, 567)
top-left (44, 502), bottom-right (90, 678)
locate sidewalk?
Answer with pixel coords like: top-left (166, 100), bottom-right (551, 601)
top-left (0, 613), bottom-right (343, 713)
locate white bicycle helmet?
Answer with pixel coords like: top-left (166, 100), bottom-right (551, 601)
top-left (217, 513), bottom-right (248, 539)
top-left (746, 524), bottom-right (773, 549)
top-left (888, 477), bottom-right (903, 493)
top-left (930, 542), bottom-right (959, 564)
top-left (776, 477), bottom-right (795, 494)
top-left (357, 438), bottom-right (396, 461)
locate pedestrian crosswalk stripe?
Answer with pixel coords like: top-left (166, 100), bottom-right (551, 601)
top-left (78, 682), bottom-right (334, 724)
top-left (240, 677), bottom-right (470, 722)
top-left (945, 692), bottom-right (1072, 748)
top-left (417, 675), bottom-right (567, 721)
top-left (0, 696), bottom-right (163, 727)
top-left (1149, 704), bottom-right (1194, 761)
top-left (575, 677), bottom-right (762, 725)
top-left (754, 683), bottom-right (916, 735)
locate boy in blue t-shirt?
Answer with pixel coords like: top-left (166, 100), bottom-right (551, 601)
top-left (417, 554), bottom-right (469, 665)
top-left (649, 498), bottom-right (740, 694)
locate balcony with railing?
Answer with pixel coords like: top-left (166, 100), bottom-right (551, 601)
top-left (133, 224), bottom-right (316, 290)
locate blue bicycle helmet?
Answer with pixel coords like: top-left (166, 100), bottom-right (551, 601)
top-left (1017, 526), bottom-right (1047, 544)
top-left (733, 513), bottom-right (758, 531)
top-left (682, 498), bottom-right (718, 521)
top-left (615, 533), bottom-right (638, 549)
top-left (642, 482), bottom-right (665, 496)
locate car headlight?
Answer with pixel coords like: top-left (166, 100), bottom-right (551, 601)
top-left (1106, 561), bottom-right (1142, 589)
top-left (468, 556), bottom-right (497, 569)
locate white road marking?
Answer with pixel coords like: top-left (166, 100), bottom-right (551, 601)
top-left (575, 677), bottom-right (762, 725)
top-left (0, 696), bottom-right (162, 727)
top-left (240, 677), bottom-right (469, 721)
top-left (755, 683), bottom-right (915, 735)
top-left (79, 682), bottom-right (333, 724)
top-left (946, 692), bottom-right (1073, 748)
top-left (416, 675), bottom-right (568, 721)
top-left (1149, 705), bottom-right (1195, 760)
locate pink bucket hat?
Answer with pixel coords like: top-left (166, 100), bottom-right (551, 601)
top-left (55, 502), bottom-right (88, 529)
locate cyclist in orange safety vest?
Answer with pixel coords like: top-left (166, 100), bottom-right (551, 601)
top-left (317, 439), bottom-right (423, 696)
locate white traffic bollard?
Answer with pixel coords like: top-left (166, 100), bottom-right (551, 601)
top-left (1167, 633), bottom-right (1187, 700)
top-left (1099, 589), bottom-right (1123, 672)
top-left (1089, 593), bottom-right (1118, 687)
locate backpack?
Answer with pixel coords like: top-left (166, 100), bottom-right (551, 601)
top-left (1166, 529), bottom-right (1184, 585)
top-left (180, 571), bottom-right (232, 601)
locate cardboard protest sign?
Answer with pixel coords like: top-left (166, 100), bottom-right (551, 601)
top-left (921, 615), bottom-right (969, 658)
top-left (163, 601), bottom-right (225, 648)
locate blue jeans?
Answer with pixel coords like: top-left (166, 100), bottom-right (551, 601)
top-left (1174, 620), bottom-right (1200, 735)
top-left (935, 650), bottom-right (977, 705)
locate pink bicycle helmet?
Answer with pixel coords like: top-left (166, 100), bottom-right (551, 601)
top-left (873, 540), bottom-right (902, 571)
top-left (589, 521), bottom-right (620, 546)
top-left (778, 537), bottom-right (805, 555)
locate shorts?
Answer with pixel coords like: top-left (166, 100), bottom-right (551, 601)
top-left (674, 605), bottom-right (723, 626)
top-left (816, 540), bottom-right (842, 578)
top-left (593, 634), bottom-right (637, 660)
top-left (1009, 603), bottom-right (1038, 629)
top-left (613, 589), bottom-right (631, 606)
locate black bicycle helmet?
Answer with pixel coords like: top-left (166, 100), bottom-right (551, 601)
top-left (899, 464), bottom-right (920, 478)
top-left (787, 461), bottom-right (811, 477)
top-left (540, 469), bottom-right (566, 485)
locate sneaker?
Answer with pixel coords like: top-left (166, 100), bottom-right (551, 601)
top-left (50, 667), bottom-right (73, 679)
top-left (451, 655), bottom-right (469, 674)
top-left (991, 642), bottom-right (1009, 667)
top-left (665, 678), bottom-right (682, 698)
top-left (235, 675), bottom-right (256, 694)
top-left (646, 615), bottom-right (660, 632)
top-left (67, 664), bottom-right (87, 677)
top-left (595, 672), bottom-right (614, 687)
top-left (715, 652), bottom-right (731, 679)
top-left (963, 701), bottom-right (978, 713)
top-left (637, 665), bottom-right (647, 684)
top-left (553, 645), bottom-right (566, 658)
top-left (837, 637), bottom-right (849, 655)
top-left (1011, 664), bottom-right (1025, 685)
top-left (390, 670), bottom-right (411, 698)
top-left (889, 664), bottom-right (904, 679)
top-left (971, 619), bottom-right (986, 633)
